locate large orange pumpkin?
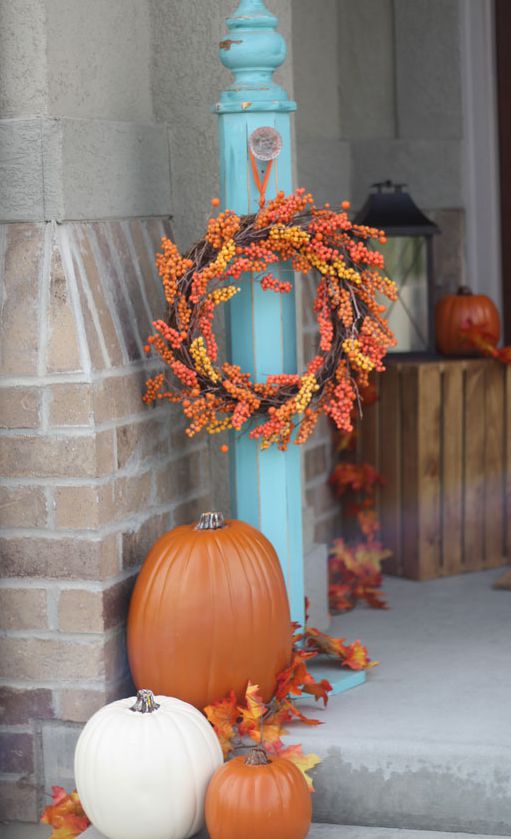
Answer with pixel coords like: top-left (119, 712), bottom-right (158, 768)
top-left (127, 512), bottom-right (292, 710)
top-left (435, 285), bottom-right (500, 356)
top-left (205, 747), bottom-right (312, 839)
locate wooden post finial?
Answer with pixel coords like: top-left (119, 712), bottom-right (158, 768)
top-left (218, 0), bottom-right (294, 112)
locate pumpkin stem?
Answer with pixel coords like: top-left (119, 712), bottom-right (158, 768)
top-left (195, 512), bottom-right (225, 530)
top-left (130, 689), bottom-right (160, 714)
top-left (457, 285), bottom-right (473, 296)
top-left (245, 746), bottom-right (270, 766)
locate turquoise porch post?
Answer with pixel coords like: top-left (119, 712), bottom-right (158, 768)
top-left (215, 0), bottom-right (304, 626)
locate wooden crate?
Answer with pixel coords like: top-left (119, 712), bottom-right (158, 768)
top-left (358, 358), bottom-right (511, 580)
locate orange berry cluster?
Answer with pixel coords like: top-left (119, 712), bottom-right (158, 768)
top-left (156, 240), bottom-right (193, 306)
top-left (143, 189), bottom-right (396, 450)
top-left (206, 210), bottom-right (240, 250)
top-left (260, 273), bottom-right (293, 293)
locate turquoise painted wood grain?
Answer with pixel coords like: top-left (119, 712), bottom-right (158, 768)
top-left (216, 1), bottom-right (304, 625)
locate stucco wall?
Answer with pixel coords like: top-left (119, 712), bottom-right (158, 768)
top-left (0, 0), bottom-right (293, 235)
top-left (0, 0), bottom-right (170, 223)
top-left (0, 0), bottom-right (48, 117)
top-left (46, 0), bottom-right (153, 122)
top-left (149, 0), bottom-right (293, 249)
top-left (292, 0), bottom-right (464, 213)
top-left (338, 0), bottom-right (396, 141)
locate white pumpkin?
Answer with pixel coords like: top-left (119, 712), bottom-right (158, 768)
top-left (74, 689), bottom-right (223, 839)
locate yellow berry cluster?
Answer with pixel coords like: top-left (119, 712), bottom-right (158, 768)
top-left (190, 337), bottom-right (220, 382)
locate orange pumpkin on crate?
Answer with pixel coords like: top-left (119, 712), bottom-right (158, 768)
top-left (435, 285), bottom-right (501, 356)
top-left (205, 747), bottom-right (312, 839)
top-left (127, 512), bottom-right (292, 710)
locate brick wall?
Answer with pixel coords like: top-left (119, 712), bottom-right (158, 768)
top-left (0, 219), bottom-right (213, 820)
top-left (301, 272), bottom-right (341, 548)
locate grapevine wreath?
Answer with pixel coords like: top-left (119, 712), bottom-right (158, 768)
top-left (144, 189), bottom-right (397, 450)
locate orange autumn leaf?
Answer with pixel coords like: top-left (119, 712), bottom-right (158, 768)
top-left (275, 649), bottom-right (315, 700)
top-left (240, 683), bottom-right (320, 747)
top-left (460, 323), bottom-right (511, 365)
top-left (357, 509), bottom-right (381, 542)
top-left (275, 649), bottom-right (330, 707)
top-left (360, 586), bottom-right (388, 610)
top-left (335, 426), bottom-right (357, 454)
top-left (343, 639), bottom-right (378, 671)
top-left (279, 698), bottom-right (323, 727)
top-left (328, 582), bottom-right (354, 612)
top-left (204, 689), bottom-right (239, 757)
top-left (44, 823), bottom-right (89, 839)
top-left (497, 346), bottom-right (511, 363)
top-left (358, 380), bottom-right (379, 405)
top-left (301, 678), bottom-right (332, 705)
top-left (273, 743), bottom-right (321, 791)
top-left (40, 787), bottom-right (90, 839)
top-left (304, 627), bottom-right (377, 671)
top-left (330, 538), bottom-right (383, 575)
top-left (329, 537), bottom-right (389, 612)
top-left (304, 626), bottom-right (348, 658)
top-left (252, 699), bottom-right (293, 750)
top-left (329, 462), bottom-right (384, 499)
top-left (237, 681), bottom-right (266, 738)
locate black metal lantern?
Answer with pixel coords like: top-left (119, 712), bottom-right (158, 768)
top-left (355, 180), bottom-right (440, 353)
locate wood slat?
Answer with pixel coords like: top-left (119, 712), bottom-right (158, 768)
top-left (463, 361), bottom-right (487, 571)
top-left (358, 374), bottom-right (380, 508)
top-left (494, 569), bottom-right (511, 590)
top-left (378, 365), bottom-right (401, 575)
top-left (483, 362), bottom-right (506, 567)
top-left (441, 362), bottom-right (464, 575)
top-left (505, 365), bottom-right (511, 561)
top-left (358, 387), bottom-right (379, 469)
top-left (416, 364), bottom-right (442, 579)
top-left (400, 365), bottom-right (420, 579)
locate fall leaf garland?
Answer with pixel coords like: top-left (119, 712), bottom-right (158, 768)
top-left (144, 189), bottom-right (397, 450)
top-left (204, 620), bottom-right (376, 790)
top-left (329, 394), bottom-right (391, 612)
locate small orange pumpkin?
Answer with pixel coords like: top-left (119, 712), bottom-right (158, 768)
top-left (435, 285), bottom-right (500, 356)
top-left (127, 512), bottom-right (292, 710)
top-left (205, 747), bottom-right (312, 839)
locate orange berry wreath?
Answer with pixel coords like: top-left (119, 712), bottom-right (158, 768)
top-left (144, 189), bottom-right (397, 450)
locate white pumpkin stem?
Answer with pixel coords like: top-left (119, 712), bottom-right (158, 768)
top-left (195, 512), bottom-right (225, 530)
top-left (130, 689), bottom-right (160, 713)
top-left (245, 746), bottom-right (270, 766)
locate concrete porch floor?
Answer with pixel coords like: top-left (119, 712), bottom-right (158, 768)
top-left (292, 568), bottom-right (511, 835)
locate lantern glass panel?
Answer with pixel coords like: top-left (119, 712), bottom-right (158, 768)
top-left (379, 236), bottom-right (429, 353)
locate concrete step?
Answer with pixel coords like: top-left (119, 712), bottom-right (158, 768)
top-left (78, 825), bottom-right (511, 839)
top-left (12, 826), bottom-right (495, 839)
top-left (290, 570), bottom-right (511, 836)
top-left (306, 830), bottom-right (511, 839)
top-left (1, 826), bottom-right (510, 839)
